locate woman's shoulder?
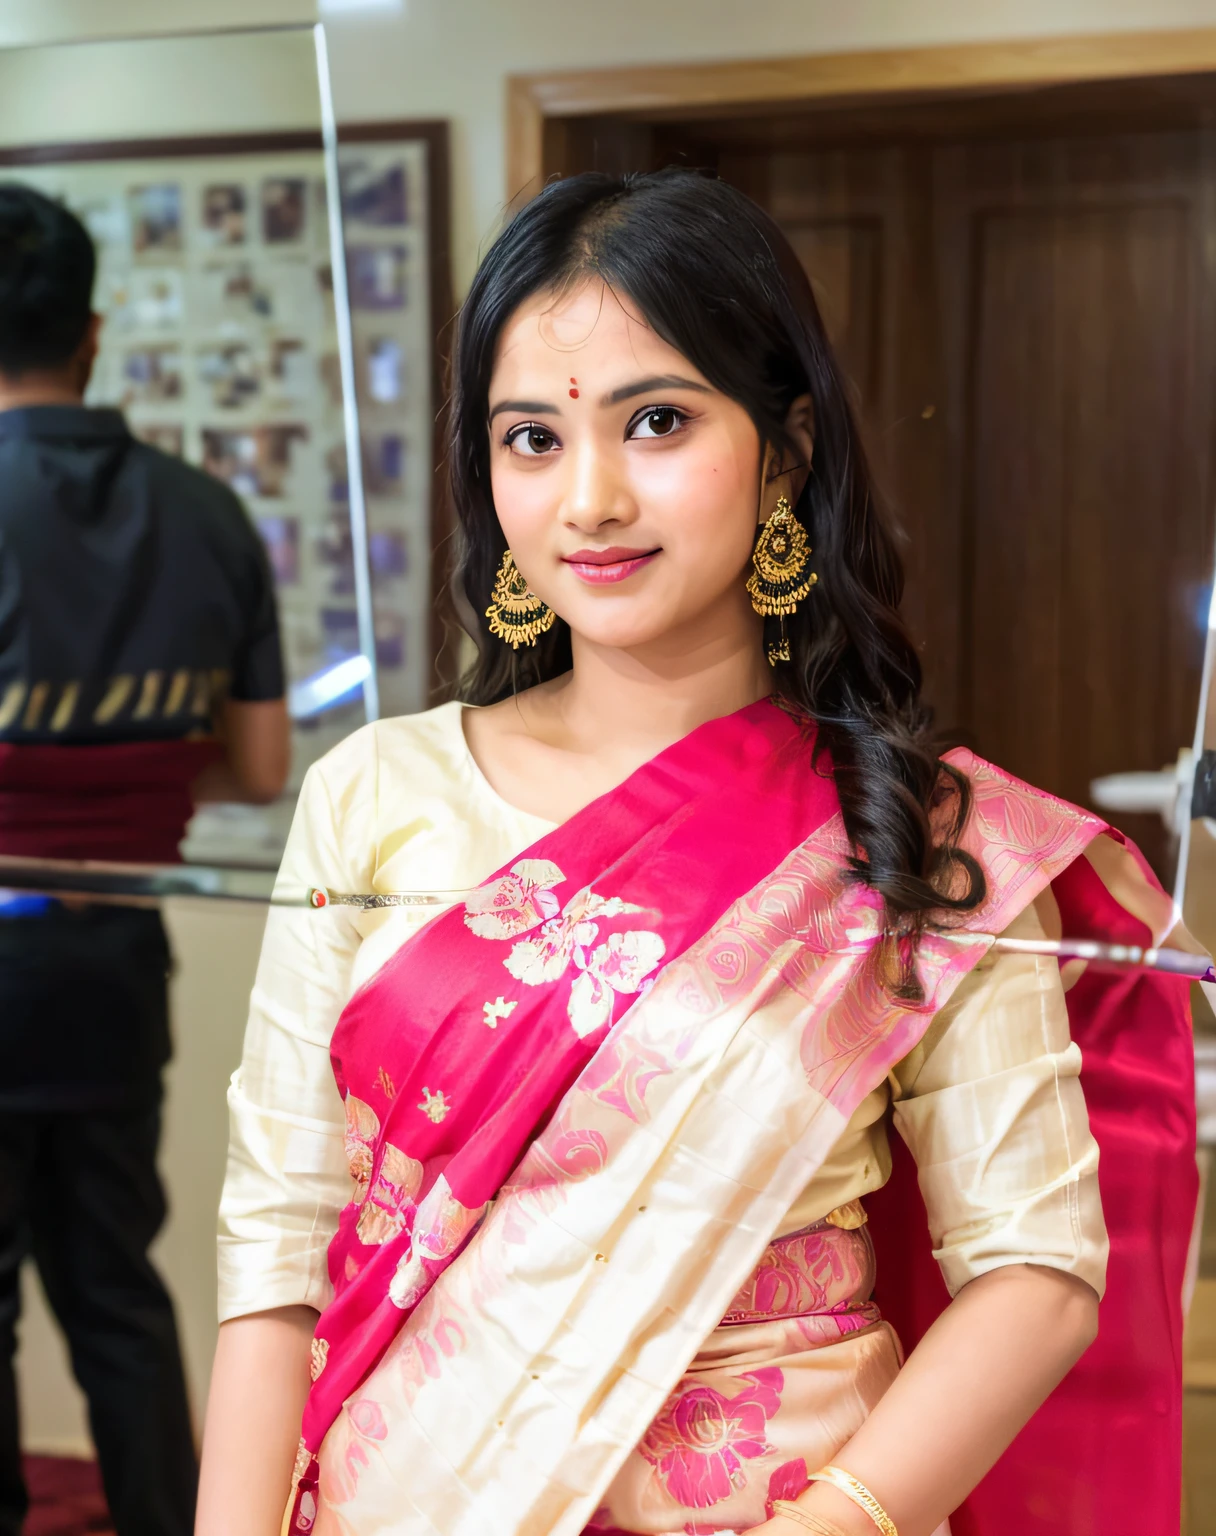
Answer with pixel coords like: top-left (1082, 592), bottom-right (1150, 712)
top-left (305, 700), bottom-right (469, 807)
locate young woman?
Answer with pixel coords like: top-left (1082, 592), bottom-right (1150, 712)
top-left (196, 170), bottom-right (1196, 1536)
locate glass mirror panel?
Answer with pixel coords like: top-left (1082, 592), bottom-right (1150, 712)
top-left (0, 26), bottom-right (394, 874)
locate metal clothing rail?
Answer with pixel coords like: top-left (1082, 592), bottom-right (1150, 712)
top-left (0, 858), bottom-right (1212, 983)
top-left (0, 857), bottom-right (474, 909)
top-left (0, 853), bottom-right (279, 906)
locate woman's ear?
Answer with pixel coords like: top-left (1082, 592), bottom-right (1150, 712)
top-left (785, 393), bottom-right (815, 470)
top-left (759, 395), bottom-right (815, 523)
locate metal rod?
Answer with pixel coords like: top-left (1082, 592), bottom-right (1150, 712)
top-left (314, 20), bottom-right (380, 722)
top-left (0, 854), bottom-right (277, 904)
top-left (0, 858), bottom-right (1212, 984)
top-left (989, 934), bottom-right (1214, 982)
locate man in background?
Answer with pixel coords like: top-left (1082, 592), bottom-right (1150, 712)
top-left (0, 183), bottom-right (290, 1536)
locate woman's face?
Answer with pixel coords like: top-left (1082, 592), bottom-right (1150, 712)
top-left (486, 278), bottom-right (771, 656)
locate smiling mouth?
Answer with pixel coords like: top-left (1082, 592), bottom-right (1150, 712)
top-left (562, 546), bottom-right (661, 585)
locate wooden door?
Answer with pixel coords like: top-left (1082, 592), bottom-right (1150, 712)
top-left (935, 133), bottom-right (1215, 872)
top-left (546, 99), bottom-right (1216, 874)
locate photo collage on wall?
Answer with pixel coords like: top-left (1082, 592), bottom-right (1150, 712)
top-left (9, 137), bottom-right (434, 777)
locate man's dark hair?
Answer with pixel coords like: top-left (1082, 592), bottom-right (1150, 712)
top-left (0, 183), bottom-right (96, 374)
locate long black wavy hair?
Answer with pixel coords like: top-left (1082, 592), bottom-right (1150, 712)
top-left (448, 169), bottom-right (983, 978)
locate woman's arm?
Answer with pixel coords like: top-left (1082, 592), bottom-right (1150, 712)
top-left (201, 750), bottom-right (375, 1531)
top-left (762, 902), bottom-right (1106, 1535)
top-left (196, 1306), bottom-right (318, 1536)
top-left (755, 1262), bottom-right (1098, 1536)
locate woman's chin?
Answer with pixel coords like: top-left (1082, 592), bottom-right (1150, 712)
top-left (564, 619), bottom-right (678, 653)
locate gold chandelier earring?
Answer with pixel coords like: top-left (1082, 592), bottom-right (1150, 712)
top-left (485, 549), bottom-right (557, 649)
top-left (746, 494), bottom-right (818, 665)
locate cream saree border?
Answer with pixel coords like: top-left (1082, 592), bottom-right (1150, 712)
top-left (309, 757), bottom-right (1101, 1536)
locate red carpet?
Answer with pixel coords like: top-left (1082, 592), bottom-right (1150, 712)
top-left (21, 1457), bottom-right (113, 1536)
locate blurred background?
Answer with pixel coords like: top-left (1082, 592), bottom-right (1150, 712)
top-left (0, 0), bottom-right (1214, 1530)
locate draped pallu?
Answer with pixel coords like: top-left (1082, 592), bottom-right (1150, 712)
top-left (284, 701), bottom-right (1195, 1536)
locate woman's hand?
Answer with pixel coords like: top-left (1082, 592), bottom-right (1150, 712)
top-left (745, 1513), bottom-right (850, 1536)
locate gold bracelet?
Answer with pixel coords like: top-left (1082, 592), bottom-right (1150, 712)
top-left (770, 1502), bottom-right (846, 1536)
top-left (805, 1466), bottom-right (898, 1536)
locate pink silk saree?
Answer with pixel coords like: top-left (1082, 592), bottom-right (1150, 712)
top-left (286, 699), bottom-right (1195, 1536)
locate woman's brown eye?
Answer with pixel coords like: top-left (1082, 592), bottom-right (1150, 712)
top-left (630, 406), bottom-right (685, 439)
top-left (507, 424), bottom-right (557, 455)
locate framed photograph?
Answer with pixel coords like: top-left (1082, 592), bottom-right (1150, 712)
top-left (201, 183), bottom-right (247, 247)
top-left (122, 342), bottom-right (183, 406)
top-left (364, 336), bottom-right (403, 403)
top-left (268, 338), bottom-right (312, 407)
top-left (197, 340), bottom-right (262, 410)
top-left (320, 606), bottom-right (360, 662)
top-left (362, 433), bottom-right (404, 496)
top-left (369, 529), bottom-right (408, 582)
top-left (201, 423), bottom-right (309, 499)
top-left (100, 268), bottom-right (184, 332)
top-left (317, 509), bottom-right (354, 596)
top-left (348, 245), bottom-right (406, 311)
top-left (341, 159), bottom-right (408, 227)
top-left (196, 259), bottom-right (272, 324)
top-left (128, 182), bottom-right (182, 254)
top-left (261, 176), bottom-right (307, 244)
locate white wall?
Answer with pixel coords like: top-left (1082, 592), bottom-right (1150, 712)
top-left (4, 0), bottom-right (1216, 293)
top-left (0, 28), bottom-right (322, 143)
top-left (2, 0), bottom-right (1214, 1460)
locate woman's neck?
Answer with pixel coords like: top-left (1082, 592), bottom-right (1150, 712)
top-left (462, 587), bottom-right (773, 825)
top-left (529, 595), bottom-right (771, 761)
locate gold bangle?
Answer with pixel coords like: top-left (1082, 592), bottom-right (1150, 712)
top-left (805, 1466), bottom-right (898, 1536)
top-left (770, 1503), bottom-right (846, 1536)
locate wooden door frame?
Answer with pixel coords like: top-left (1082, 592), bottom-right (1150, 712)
top-left (507, 26), bottom-right (1216, 200)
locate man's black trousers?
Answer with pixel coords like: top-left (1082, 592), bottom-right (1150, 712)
top-left (0, 908), bottom-right (197, 1536)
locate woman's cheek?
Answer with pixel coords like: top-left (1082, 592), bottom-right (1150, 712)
top-left (489, 465), bottom-right (553, 550)
top-left (649, 452), bottom-right (756, 567)
top-left (631, 441), bottom-right (751, 525)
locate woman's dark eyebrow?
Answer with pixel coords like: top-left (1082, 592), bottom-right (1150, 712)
top-left (602, 374), bottom-right (712, 406)
top-left (488, 398), bottom-right (561, 423)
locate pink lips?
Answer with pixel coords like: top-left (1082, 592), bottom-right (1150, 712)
top-left (562, 546), bottom-right (660, 585)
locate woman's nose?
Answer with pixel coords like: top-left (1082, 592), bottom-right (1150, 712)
top-left (562, 437), bottom-right (637, 531)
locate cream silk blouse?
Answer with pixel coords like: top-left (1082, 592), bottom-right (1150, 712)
top-left (217, 703), bottom-right (1108, 1323)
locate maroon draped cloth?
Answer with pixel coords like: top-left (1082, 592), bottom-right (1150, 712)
top-left (0, 739), bottom-right (221, 864)
top-left (869, 838), bottom-right (1197, 1536)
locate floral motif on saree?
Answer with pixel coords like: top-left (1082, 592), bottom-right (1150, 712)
top-left (637, 1366), bottom-right (783, 1509)
top-left (473, 868), bottom-right (667, 1038)
top-left (341, 1095), bottom-right (424, 1246)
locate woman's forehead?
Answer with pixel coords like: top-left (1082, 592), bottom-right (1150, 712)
top-left (492, 278), bottom-right (703, 382)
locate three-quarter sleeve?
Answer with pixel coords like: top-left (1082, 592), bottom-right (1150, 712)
top-left (216, 738), bottom-right (375, 1321)
top-left (891, 894), bottom-right (1109, 1299)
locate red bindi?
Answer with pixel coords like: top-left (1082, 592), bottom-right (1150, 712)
top-left (569, 376), bottom-right (579, 399)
